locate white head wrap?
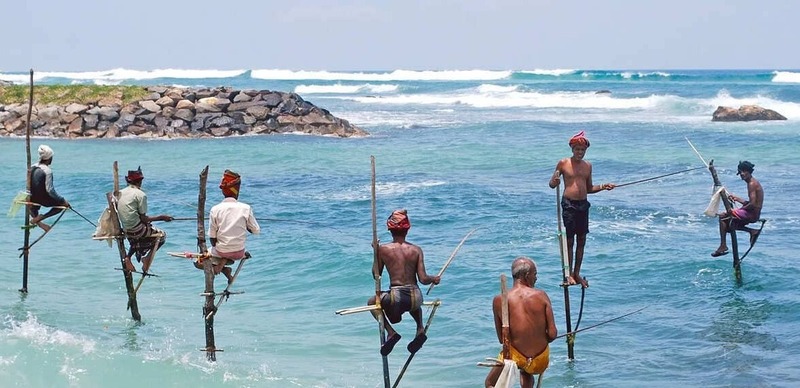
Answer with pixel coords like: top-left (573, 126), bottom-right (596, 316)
top-left (38, 144), bottom-right (54, 160)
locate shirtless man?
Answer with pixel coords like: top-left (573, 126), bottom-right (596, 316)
top-left (549, 131), bottom-right (615, 287)
top-left (712, 160), bottom-right (764, 257)
top-left (485, 257), bottom-right (557, 388)
top-left (367, 209), bottom-right (440, 356)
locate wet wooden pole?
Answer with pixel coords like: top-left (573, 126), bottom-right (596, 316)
top-left (108, 161), bottom-right (141, 321)
top-left (556, 183), bottom-right (575, 359)
top-left (20, 69), bottom-right (34, 294)
top-left (371, 156), bottom-right (391, 388)
top-left (196, 166), bottom-right (217, 361)
top-left (708, 160), bottom-right (742, 281)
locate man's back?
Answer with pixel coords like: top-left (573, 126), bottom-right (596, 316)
top-left (117, 185), bottom-right (147, 231)
top-left (209, 198), bottom-right (259, 252)
top-left (502, 286), bottom-right (555, 358)
top-left (379, 241), bottom-right (422, 287)
top-left (747, 177), bottom-right (764, 218)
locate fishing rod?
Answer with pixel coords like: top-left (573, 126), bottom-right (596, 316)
top-left (615, 167), bottom-right (705, 188)
top-left (171, 216), bottom-right (335, 228)
top-left (70, 208), bottom-right (97, 227)
top-left (556, 306), bottom-right (648, 339)
top-left (685, 137), bottom-right (709, 168)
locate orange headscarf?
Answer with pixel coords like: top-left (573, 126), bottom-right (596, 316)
top-left (569, 130), bottom-right (590, 148)
top-left (387, 209), bottom-right (411, 230)
top-left (220, 169), bottom-right (241, 197)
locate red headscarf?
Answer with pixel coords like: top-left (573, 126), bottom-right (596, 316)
top-left (569, 130), bottom-right (590, 148)
top-left (126, 166), bottom-right (144, 183)
top-left (219, 169), bottom-right (241, 197)
top-left (387, 209), bottom-right (411, 230)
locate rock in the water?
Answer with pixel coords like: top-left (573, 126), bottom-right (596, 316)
top-left (712, 105), bottom-right (787, 122)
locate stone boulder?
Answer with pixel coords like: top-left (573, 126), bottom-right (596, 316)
top-left (712, 105), bottom-right (787, 122)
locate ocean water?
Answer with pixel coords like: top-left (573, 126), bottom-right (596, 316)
top-left (1, 69), bottom-right (799, 388)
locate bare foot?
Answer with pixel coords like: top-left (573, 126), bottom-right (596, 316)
top-left (37, 222), bottom-right (51, 232)
top-left (567, 275), bottom-right (578, 285)
top-left (575, 275), bottom-right (589, 288)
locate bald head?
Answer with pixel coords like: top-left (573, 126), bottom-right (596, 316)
top-left (511, 256), bottom-right (537, 280)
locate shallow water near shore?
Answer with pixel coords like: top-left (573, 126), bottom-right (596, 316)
top-left (1, 69), bottom-right (799, 387)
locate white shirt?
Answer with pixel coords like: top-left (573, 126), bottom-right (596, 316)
top-left (117, 184), bottom-right (147, 231)
top-left (209, 197), bottom-right (260, 253)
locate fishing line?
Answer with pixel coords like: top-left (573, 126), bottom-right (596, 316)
top-left (615, 167), bottom-right (705, 188)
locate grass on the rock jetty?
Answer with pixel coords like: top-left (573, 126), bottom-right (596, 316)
top-left (0, 85), bottom-right (150, 105)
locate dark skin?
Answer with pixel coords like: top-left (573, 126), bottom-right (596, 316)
top-left (367, 228), bottom-right (440, 338)
top-left (549, 144), bottom-right (615, 287)
top-left (122, 178), bottom-right (173, 273)
top-left (715, 169), bottom-right (764, 253)
top-left (485, 258), bottom-right (557, 388)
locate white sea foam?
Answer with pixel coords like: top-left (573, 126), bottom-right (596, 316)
top-left (518, 68), bottom-right (577, 76)
top-left (772, 71), bottom-right (800, 83)
top-left (252, 69), bottom-right (511, 81)
top-left (349, 88), bottom-right (668, 109)
top-left (620, 71), bottom-right (671, 79)
top-left (476, 84), bottom-right (519, 93)
top-left (0, 68), bottom-right (246, 84)
top-left (294, 83), bottom-right (398, 94)
top-left (6, 313), bottom-right (95, 354)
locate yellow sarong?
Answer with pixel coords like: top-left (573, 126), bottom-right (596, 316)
top-left (498, 344), bottom-right (549, 375)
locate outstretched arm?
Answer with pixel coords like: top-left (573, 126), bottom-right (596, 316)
top-left (587, 164), bottom-right (616, 193)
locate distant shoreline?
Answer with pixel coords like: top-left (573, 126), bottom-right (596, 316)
top-left (0, 85), bottom-right (367, 139)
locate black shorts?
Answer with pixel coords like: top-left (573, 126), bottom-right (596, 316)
top-left (561, 197), bottom-right (590, 237)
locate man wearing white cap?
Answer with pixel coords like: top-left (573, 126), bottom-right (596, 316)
top-left (29, 144), bottom-right (70, 231)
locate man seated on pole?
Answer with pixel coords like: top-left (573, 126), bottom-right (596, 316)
top-left (117, 166), bottom-right (173, 273)
top-left (28, 144), bottom-right (70, 231)
top-left (485, 257), bottom-right (557, 388)
top-left (367, 209), bottom-right (440, 356)
top-left (194, 170), bottom-right (260, 283)
top-left (711, 160), bottom-right (764, 257)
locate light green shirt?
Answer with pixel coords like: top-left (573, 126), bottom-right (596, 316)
top-left (117, 184), bottom-right (147, 231)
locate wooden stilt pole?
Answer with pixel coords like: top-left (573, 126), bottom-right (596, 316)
top-left (708, 160), bottom-right (742, 281)
top-left (556, 184), bottom-right (575, 360)
top-left (109, 162), bottom-right (141, 321)
top-left (20, 69), bottom-right (34, 294)
top-left (371, 156), bottom-right (391, 388)
top-left (391, 300), bottom-right (441, 388)
top-left (196, 166), bottom-right (216, 361)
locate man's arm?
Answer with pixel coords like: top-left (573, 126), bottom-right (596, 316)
top-left (416, 249), bottom-right (441, 285)
top-left (586, 163), bottom-right (615, 193)
top-left (372, 246), bottom-right (384, 280)
top-left (43, 168), bottom-right (67, 205)
top-left (246, 208), bottom-right (261, 234)
top-left (549, 160), bottom-right (564, 189)
top-left (543, 294), bottom-right (557, 342)
top-left (492, 295), bottom-right (503, 343)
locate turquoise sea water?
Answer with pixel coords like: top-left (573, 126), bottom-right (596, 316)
top-left (1, 69), bottom-right (799, 387)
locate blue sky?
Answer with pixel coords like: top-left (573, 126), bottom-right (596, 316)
top-left (3, 0), bottom-right (798, 71)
